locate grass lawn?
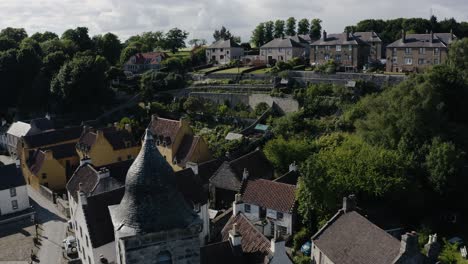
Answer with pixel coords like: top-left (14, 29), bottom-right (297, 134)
top-left (166, 50), bottom-right (191, 58)
top-left (250, 68), bottom-right (271, 74)
top-left (195, 66), bottom-right (220, 73)
top-left (213, 67), bottom-right (253, 74)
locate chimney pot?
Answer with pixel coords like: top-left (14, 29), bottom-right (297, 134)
top-left (343, 195), bottom-right (356, 213)
top-left (400, 232), bottom-right (419, 255)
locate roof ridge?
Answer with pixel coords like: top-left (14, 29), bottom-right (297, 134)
top-left (311, 209), bottom-right (344, 240)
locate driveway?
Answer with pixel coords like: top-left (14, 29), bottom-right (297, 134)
top-left (28, 186), bottom-right (67, 264)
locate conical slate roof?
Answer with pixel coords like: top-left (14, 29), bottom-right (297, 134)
top-left (112, 129), bottom-right (199, 234)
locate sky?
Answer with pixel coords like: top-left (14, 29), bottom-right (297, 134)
top-left (0, 0), bottom-right (467, 43)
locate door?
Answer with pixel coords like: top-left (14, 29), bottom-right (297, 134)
top-left (260, 207), bottom-right (266, 218)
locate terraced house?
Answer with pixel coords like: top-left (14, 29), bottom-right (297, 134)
top-left (311, 30), bottom-right (371, 71)
top-left (206, 39), bottom-right (244, 65)
top-left (386, 30), bottom-right (456, 73)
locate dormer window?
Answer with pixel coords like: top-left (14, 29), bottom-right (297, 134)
top-left (244, 204), bottom-right (251, 213)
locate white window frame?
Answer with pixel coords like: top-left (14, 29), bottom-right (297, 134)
top-left (11, 200), bottom-right (18, 210)
top-left (404, 58), bottom-right (413, 65)
top-left (10, 188), bottom-right (16, 197)
top-left (336, 45), bottom-right (342, 51)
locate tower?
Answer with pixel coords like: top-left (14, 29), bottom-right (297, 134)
top-left (109, 129), bottom-right (202, 264)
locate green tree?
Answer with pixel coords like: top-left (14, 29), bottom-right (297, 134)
top-left (188, 39), bottom-right (207, 47)
top-left (263, 137), bottom-right (314, 174)
top-left (438, 240), bottom-right (459, 264)
top-left (213, 26), bottom-right (240, 43)
top-left (161, 28), bottom-right (188, 53)
top-left (93, 33), bottom-right (122, 65)
top-left (0, 27), bottom-right (27, 43)
top-left (31, 31), bottom-right (58, 43)
top-left (274, 20), bottom-right (285, 38)
top-left (120, 45), bottom-right (140, 65)
top-left (310, 19), bottom-right (322, 39)
top-left (264, 21), bottom-right (275, 43)
top-left (251, 23), bottom-right (266, 47)
top-left (0, 37), bottom-right (18, 51)
top-left (297, 19), bottom-right (310, 35)
top-left (448, 38), bottom-right (468, 72)
top-left (286, 17), bottom-right (297, 36)
top-left (61, 27), bottom-right (94, 51)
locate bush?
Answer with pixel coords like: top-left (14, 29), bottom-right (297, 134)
top-left (254, 102), bottom-right (270, 116)
top-left (293, 255), bottom-right (311, 264)
top-left (293, 227), bottom-right (311, 251)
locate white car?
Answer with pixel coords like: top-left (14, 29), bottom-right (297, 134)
top-left (62, 236), bottom-right (78, 256)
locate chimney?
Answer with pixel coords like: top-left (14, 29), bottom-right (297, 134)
top-left (430, 30), bottom-right (434, 42)
top-left (402, 29), bottom-right (406, 43)
top-left (186, 162), bottom-right (199, 175)
top-left (229, 223), bottom-right (242, 247)
top-left (450, 29), bottom-right (454, 41)
top-left (80, 157), bottom-right (92, 166)
top-left (346, 29), bottom-right (351, 41)
top-left (343, 194), bottom-right (356, 213)
top-left (400, 232), bottom-right (419, 256)
top-left (78, 183), bottom-right (87, 206)
top-left (322, 30), bottom-right (327, 41)
top-left (233, 193), bottom-right (242, 215)
top-left (45, 113), bottom-right (51, 120)
top-left (242, 168), bottom-right (249, 181)
top-left (289, 162), bottom-right (298, 172)
top-left (424, 233), bottom-right (441, 261)
top-left (98, 168), bottom-right (110, 179)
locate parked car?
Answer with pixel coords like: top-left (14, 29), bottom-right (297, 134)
top-left (62, 236), bottom-right (78, 256)
top-left (301, 241), bottom-right (311, 256)
top-left (448, 237), bottom-right (465, 248)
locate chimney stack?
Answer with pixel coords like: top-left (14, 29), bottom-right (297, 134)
top-left (424, 233), bottom-right (441, 262)
top-left (400, 232), bottom-right (419, 256)
top-left (229, 223), bottom-right (242, 247)
top-left (289, 162), bottom-right (298, 172)
top-left (430, 30), bottom-right (434, 42)
top-left (80, 157), bottom-right (92, 166)
top-left (450, 28), bottom-right (454, 41)
top-left (186, 162), bottom-right (199, 175)
top-left (402, 29), bottom-right (406, 43)
top-left (242, 168), bottom-right (249, 181)
top-left (343, 195), bottom-right (356, 213)
top-left (233, 193), bottom-right (242, 215)
top-left (323, 30), bottom-right (327, 41)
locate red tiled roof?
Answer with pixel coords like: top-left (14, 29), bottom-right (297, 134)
top-left (125, 52), bottom-right (168, 65)
top-left (222, 213), bottom-right (271, 257)
top-left (242, 179), bottom-right (296, 213)
top-left (149, 116), bottom-right (181, 144)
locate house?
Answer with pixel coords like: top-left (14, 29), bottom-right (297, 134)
top-left (66, 151), bottom-right (210, 263)
top-left (202, 212), bottom-right (292, 264)
top-left (206, 39), bottom-right (244, 65)
top-left (6, 117), bottom-right (55, 158)
top-left (260, 38), bottom-right (306, 65)
top-left (148, 116), bottom-right (212, 171)
top-left (289, 35), bottom-right (311, 58)
top-left (310, 30), bottom-right (371, 71)
top-left (353, 32), bottom-right (383, 60)
top-left (311, 195), bottom-right (426, 264)
top-left (233, 179), bottom-right (296, 237)
top-left (386, 30), bottom-right (456, 73)
top-left (123, 52), bottom-right (168, 74)
top-left (0, 163), bottom-right (30, 216)
top-left (75, 126), bottom-right (140, 167)
top-left (209, 149), bottom-right (274, 209)
top-left (19, 126), bottom-right (83, 191)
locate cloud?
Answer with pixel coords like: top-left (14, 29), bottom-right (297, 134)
top-left (0, 0), bottom-right (466, 42)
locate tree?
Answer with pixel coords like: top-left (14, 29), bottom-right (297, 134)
top-left (438, 240), bottom-right (459, 264)
top-left (188, 39), bottom-right (207, 47)
top-left (0, 37), bottom-right (18, 51)
top-left (30, 31), bottom-right (58, 43)
top-left (263, 137), bottom-right (314, 174)
top-left (61, 27), bottom-right (94, 51)
top-left (297, 19), bottom-right (310, 35)
top-left (264, 21), bottom-right (274, 43)
top-left (286, 17), bottom-right (297, 36)
top-left (161, 28), bottom-right (188, 53)
top-left (274, 20), bottom-right (285, 38)
top-left (310, 19), bottom-right (322, 39)
top-left (120, 45), bottom-right (139, 65)
top-left (93, 33), bottom-right (122, 65)
top-left (448, 38), bottom-right (468, 72)
top-left (251, 23), bottom-right (266, 47)
top-left (0, 49), bottom-right (19, 108)
top-left (0, 27), bottom-right (27, 43)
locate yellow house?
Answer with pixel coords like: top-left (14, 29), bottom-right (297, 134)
top-left (148, 116), bottom-right (212, 171)
top-left (19, 126), bottom-right (83, 191)
top-left (75, 126), bottom-right (141, 167)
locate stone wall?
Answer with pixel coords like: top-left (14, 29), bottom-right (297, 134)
top-left (289, 71), bottom-right (407, 88)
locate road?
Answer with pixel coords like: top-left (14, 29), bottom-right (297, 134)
top-left (28, 186), bottom-right (67, 264)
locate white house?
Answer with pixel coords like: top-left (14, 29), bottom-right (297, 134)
top-left (206, 39), bottom-right (244, 65)
top-left (233, 179), bottom-right (296, 238)
top-left (0, 163), bottom-right (30, 216)
top-left (6, 121), bottom-right (32, 158)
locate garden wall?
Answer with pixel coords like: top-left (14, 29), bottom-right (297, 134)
top-left (289, 71), bottom-right (407, 88)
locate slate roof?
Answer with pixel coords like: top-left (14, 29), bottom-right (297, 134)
top-left (0, 164), bottom-right (25, 190)
top-left (311, 32), bottom-right (369, 46)
top-left (221, 213), bottom-right (271, 261)
top-left (22, 126), bottom-right (82, 148)
top-left (77, 127), bottom-right (138, 151)
top-left (148, 116), bottom-right (182, 145)
top-left (261, 38), bottom-right (305, 49)
top-left (125, 52), bottom-right (168, 65)
top-left (174, 168), bottom-right (208, 205)
top-left (111, 130), bottom-right (200, 234)
top-left (210, 150), bottom-right (274, 192)
top-left (6, 122), bottom-right (31, 138)
top-left (207, 39), bottom-right (241, 49)
top-left (30, 118), bottom-right (54, 131)
top-left (354, 32), bottom-right (382, 43)
top-left (197, 159), bottom-right (224, 184)
top-left (288, 35), bottom-right (309, 45)
top-left (387, 33), bottom-right (456, 48)
top-left (201, 240), bottom-right (245, 264)
top-left (312, 210), bottom-right (402, 264)
top-left (274, 170), bottom-right (300, 185)
top-left (242, 179), bottom-right (296, 213)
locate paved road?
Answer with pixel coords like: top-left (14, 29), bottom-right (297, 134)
top-left (28, 186), bottom-right (67, 264)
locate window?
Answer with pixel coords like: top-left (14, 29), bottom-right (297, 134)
top-left (336, 45), bottom-right (341, 51)
top-left (156, 251), bottom-right (172, 264)
top-left (42, 173), bottom-right (47, 179)
top-left (80, 226), bottom-right (83, 238)
top-left (11, 200), bottom-right (18, 210)
top-left (324, 54), bottom-right (330, 60)
top-left (277, 212), bottom-right (284, 220)
top-left (349, 45), bottom-right (353, 51)
top-left (277, 225), bottom-right (287, 236)
top-left (392, 48), bottom-right (397, 55)
top-left (86, 236), bottom-right (89, 247)
top-left (348, 55), bottom-right (352, 61)
top-left (419, 48), bottom-right (425, 54)
top-left (392, 57), bottom-right (398, 63)
top-left (404, 58), bottom-right (413, 65)
top-left (220, 55), bottom-right (224, 60)
top-left (405, 48), bottom-right (412, 54)
top-left (279, 48), bottom-right (283, 52)
top-left (244, 204), bottom-right (251, 213)
top-left (220, 48), bottom-right (224, 52)
top-left (88, 257), bottom-right (91, 264)
top-left (335, 54), bottom-right (341, 61)
top-left (418, 59), bottom-right (425, 65)
top-left (268, 48), bottom-right (272, 53)
top-left (434, 48), bottom-right (439, 54)
top-left (226, 50), bottom-right (229, 54)
top-left (10, 188), bottom-right (16, 197)
top-left (325, 45), bottom-right (330, 51)
top-left (434, 58), bottom-right (440, 65)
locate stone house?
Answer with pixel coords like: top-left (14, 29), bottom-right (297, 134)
top-left (386, 31), bottom-right (456, 73)
top-left (310, 30), bottom-right (371, 71)
top-left (19, 126), bottom-right (83, 191)
top-left (354, 31), bottom-right (383, 60)
top-left (0, 163), bottom-right (30, 216)
top-left (233, 179), bottom-right (296, 238)
top-left (76, 125), bottom-right (140, 168)
top-left (260, 38), bottom-right (306, 65)
top-left (148, 116), bottom-right (212, 171)
top-left (206, 39), bottom-right (244, 65)
top-left (123, 52), bottom-right (168, 74)
top-left (311, 195), bottom-right (426, 264)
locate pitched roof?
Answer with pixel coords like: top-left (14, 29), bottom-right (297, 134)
top-left (30, 118), bottom-right (54, 131)
top-left (27, 150), bottom-right (46, 175)
top-left (175, 135), bottom-right (200, 167)
top-left (6, 122), bottom-right (31, 138)
top-left (22, 126), bottom-right (82, 148)
top-left (312, 210), bottom-right (402, 264)
top-left (242, 179), bottom-right (296, 213)
top-left (197, 159), bottom-right (224, 184)
top-left (44, 143), bottom-right (78, 160)
top-left (125, 52), bottom-right (168, 65)
top-left (148, 116), bottom-right (182, 145)
top-left (110, 130), bottom-right (199, 234)
top-left (261, 38), bottom-right (305, 49)
top-left (311, 32), bottom-right (369, 46)
top-left (210, 150), bottom-right (274, 191)
top-left (174, 168), bottom-right (208, 205)
top-left (222, 213), bottom-right (271, 260)
top-left (354, 32), bottom-right (382, 43)
top-left (208, 39), bottom-right (241, 49)
top-left (387, 33), bottom-right (456, 48)
top-left (0, 164), bottom-right (25, 190)
top-left (274, 170), bottom-right (300, 185)
top-left (77, 127), bottom-right (138, 151)
top-left (201, 241), bottom-right (245, 264)
top-left (288, 35), bottom-right (309, 45)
